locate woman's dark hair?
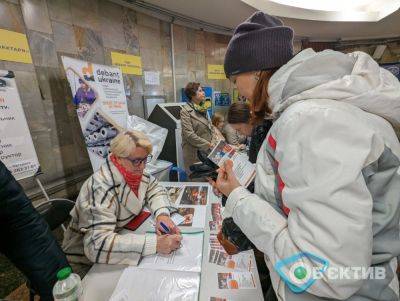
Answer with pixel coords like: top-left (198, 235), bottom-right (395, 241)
top-left (251, 69), bottom-right (277, 123)
top-left (211, 112), bottom-right (224, 127)
top-left (227, 102), bottom-right (251, 124)
top-left (184, 82), bottom-right (201, 100)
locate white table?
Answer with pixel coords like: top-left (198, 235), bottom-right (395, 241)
top-left (81, 182), bottom-right (264, 301)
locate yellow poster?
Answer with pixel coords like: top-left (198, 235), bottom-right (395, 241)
top-left (207, 64), bottom-right (226, 80)
top-left (0, 29), bottom-right (32, 64)
top-left (111, 52), bottom-right (142, 75)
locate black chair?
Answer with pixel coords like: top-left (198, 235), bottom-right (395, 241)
top-left (28, 198), bottom-right (75, 301)
top-left (35, 199), bottom-right (75, 231)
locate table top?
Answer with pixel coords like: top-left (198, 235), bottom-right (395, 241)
top-left (81, 182), bottom-right (264, 301)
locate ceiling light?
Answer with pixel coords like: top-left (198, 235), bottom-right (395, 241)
top-left (241, 0), bottom-right (400, 21)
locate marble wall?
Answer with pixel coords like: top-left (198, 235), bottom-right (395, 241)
top-left (0, 0), bottom-right (233, 199)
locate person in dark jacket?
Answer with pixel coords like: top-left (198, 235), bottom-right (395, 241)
top-left (226, 102), bottom-right (274, 299)
top-left (0, 161), bottom-right (69, 300)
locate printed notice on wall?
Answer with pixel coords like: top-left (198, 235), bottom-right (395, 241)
top-left (111, 52), bottom-right (142, 76)
top-left (62, 56), bottom-right (129, 171)
top-left (0, 29), bottom-right (32, 64)
top-left (144, 71), bottom-right (160, 85)
top-left (0, 70), bottom-right (40, 180)
top-left (207, 64), bottom-right (226, 80)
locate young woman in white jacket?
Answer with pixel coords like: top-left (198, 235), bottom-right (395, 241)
top-left (214, 11), bottom-right (400, 301)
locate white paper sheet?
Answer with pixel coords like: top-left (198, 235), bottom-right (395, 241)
top-left (138, 233), bottom-right (203, 272)
top-left (144, 71), bottom-right (160, 85)
top-left (109, 267), bottom-right (200, 301)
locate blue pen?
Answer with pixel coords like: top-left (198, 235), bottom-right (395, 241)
top-left (160, 221), bottom-right (170, 234)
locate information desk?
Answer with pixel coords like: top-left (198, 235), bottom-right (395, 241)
top-left (81, 182), bottom-right (264, 301)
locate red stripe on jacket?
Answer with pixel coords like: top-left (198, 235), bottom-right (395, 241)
top-left (267, 135), bottom-right (291, 216)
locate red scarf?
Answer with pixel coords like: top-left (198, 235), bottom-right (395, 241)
top-left (110, 154), bottom-right (142, 197)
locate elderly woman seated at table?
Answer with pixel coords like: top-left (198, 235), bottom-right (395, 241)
top-left (63, 130), bottom-right (182, 270)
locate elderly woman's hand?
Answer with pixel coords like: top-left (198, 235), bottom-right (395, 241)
top-left (156, 234), bottom-right (182, 254)
top-left (156, 214), bottom-right (181, 235)
top-left (212, 160), bottom-right (241, 197)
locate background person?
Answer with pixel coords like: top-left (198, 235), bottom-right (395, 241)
top-left (223, 123), bottom-right (247, 150)
top-left (211, 112), bottom-right (226, 142)
top-left (227, 102), bottom-right (272, 163)
top-left (180, 82), bottom-right (216, 173)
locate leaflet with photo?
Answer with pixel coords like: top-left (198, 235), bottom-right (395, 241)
top-left (174, 206), bottom-right (206, 228)
top-left (208, 140), bottom-right (255, 187)
top-left (209, 249), bottom-right (252, 271)
top-left (217, 272), bottom-right (256, 289)
top-left (164, 186), bottom-right (184, 204)
top-left (178, 185), bottom-right (209, 205)
top-left (210, 203), bottom-right (223, 231)
top-left (209, 234), bottom-right (225, 252)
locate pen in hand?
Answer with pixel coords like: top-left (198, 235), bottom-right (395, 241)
top-left (160, 221), bottom-right (170, 234)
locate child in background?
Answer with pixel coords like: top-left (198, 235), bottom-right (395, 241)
top-left (211, 113), bottom-right (226, 142)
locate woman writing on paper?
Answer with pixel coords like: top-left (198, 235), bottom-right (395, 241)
top-left (214, 11), bottom-right (400, 301)
top-left (63, 131), bottom-right (181, 274)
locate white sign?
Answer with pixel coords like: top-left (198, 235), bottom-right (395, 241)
top-left (144, 71), bottom-right (160, 86)
top-left (0, 70), bottom-right (40, 180)
top-left (62, 56), bottom-right (129, 171)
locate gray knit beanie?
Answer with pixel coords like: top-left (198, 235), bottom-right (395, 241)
top-left (224, 11), bottom-right (294, 77)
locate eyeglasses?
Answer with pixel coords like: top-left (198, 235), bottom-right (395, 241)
top-left (126, 154), bottom-right (153, 166)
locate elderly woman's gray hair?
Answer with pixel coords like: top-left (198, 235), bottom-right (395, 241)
top-left (110, 130), bottom-right (152, 158)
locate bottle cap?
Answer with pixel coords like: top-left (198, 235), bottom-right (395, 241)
top-left (57, 267), bottom-right (72, 280)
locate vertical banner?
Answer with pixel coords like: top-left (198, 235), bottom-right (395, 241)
top-left (0, 70), bottom-right (40, 179)
top-left (61, 56), bottom-right (128, 171)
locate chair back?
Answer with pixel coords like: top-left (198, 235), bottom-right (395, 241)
top-left (35, 199), bottom-right (75, 231)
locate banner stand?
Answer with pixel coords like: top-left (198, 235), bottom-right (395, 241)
top-left (0, 69), bottom-right (41, 180)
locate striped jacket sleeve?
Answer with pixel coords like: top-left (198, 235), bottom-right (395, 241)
top-left (79, 178), bottom-right (157, 266)
top-left (144, 174), bottom-right (171, 217)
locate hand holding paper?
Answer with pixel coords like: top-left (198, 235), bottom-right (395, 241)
top-left (208, 140), bottom-right (255, 188)
top-left (215, 160), bottom-right (241, 197)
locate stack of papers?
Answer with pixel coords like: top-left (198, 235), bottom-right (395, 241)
top-left (109, 267), bottom-right (200, 301)
top-left (137, 233), bottom-right (203, 273)
top-left (109, 233), bottom-right (204, 301)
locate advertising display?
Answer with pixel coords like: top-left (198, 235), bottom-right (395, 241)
top-left (62, 56), bottom-right (128, 171)
top-left (0, 70), bottom-right (40, 179)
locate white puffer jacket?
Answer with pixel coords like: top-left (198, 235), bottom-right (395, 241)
top-left (225, 49), bottom-right (400, 301)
